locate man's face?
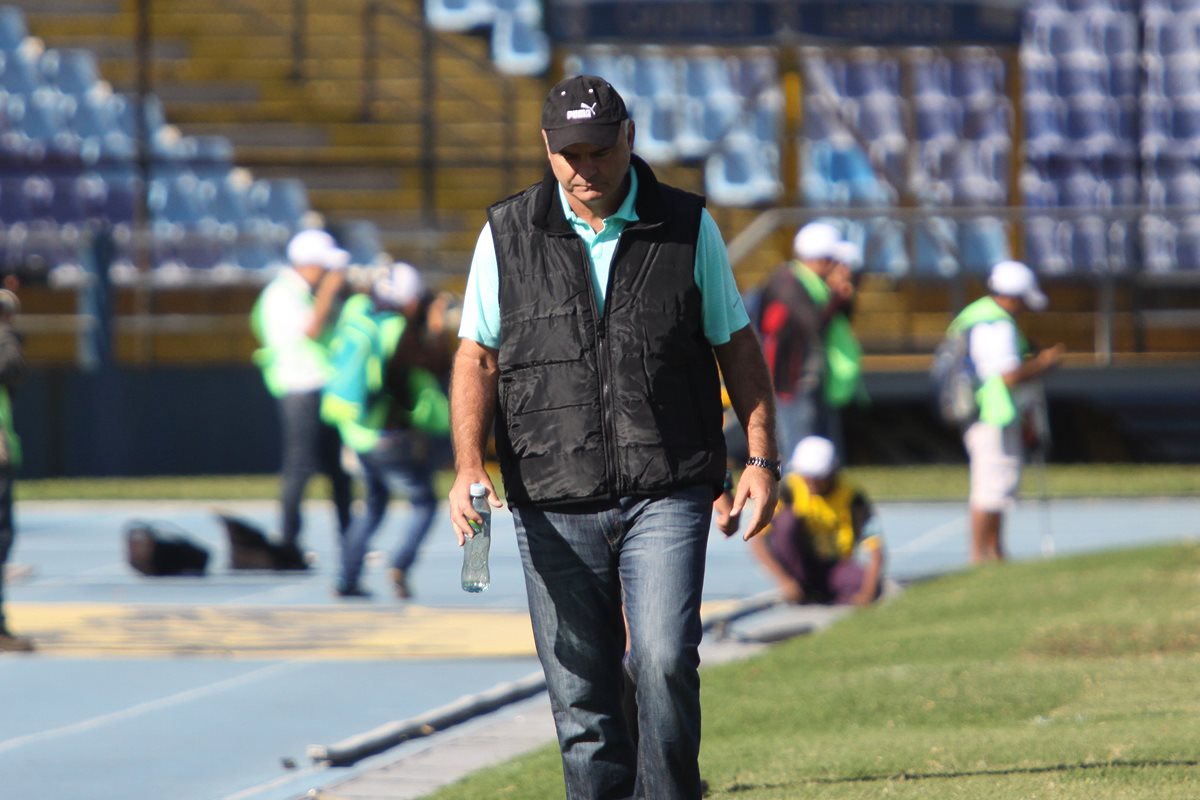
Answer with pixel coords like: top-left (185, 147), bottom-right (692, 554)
top-left (805, 475), bottom-right (834, 496)
top-left (543, 122), bottom-right (634, 213)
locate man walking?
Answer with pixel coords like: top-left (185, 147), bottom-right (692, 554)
top-left (949, 260), bottom-right (1063, 563)
top-left (756, 221), bottom-right (862, 458)
top-left (252, 229), bottom-right (354, 558)
top-left (449, 75), bottom-right (779, 799)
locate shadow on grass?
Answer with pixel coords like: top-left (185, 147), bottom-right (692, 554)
top-left (724, 758), bottom-right (1200, 793)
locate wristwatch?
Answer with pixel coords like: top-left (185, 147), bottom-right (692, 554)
top-left (745, 456), bottom-right (782, 481)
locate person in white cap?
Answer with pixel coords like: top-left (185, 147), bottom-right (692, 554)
top-left (946, 260), bottom-right (1064, 563)
top-left (251, 228), bottom-right (354, 559)
top-left (754, 221), bottom-right (863, 460)
top-left (322, 262), bottom-right (449, 599)
top-left (750, 435), bottom-right (885, 606)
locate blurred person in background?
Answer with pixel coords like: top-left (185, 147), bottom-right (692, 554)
top-left (949, 260), bottom-right (1063, 563)
top-left (751, 435), bottom-right (884, 607)
top-left (755, 222), bottom-right (863, 458)
top-left (322, 262), bottom-right (449, 599)
top-left (0, 289), bottom-right (32, 651)
top-left (450, 74), bottom-right (778, 800)
top-left (252, 229), bottom-right (354, 560)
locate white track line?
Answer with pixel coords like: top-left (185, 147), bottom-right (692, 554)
top-left (889, 514), bottom-right (966, 558)
top-left (0, 660), bottom-right (304, 755)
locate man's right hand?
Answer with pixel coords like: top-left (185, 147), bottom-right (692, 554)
top-left (448, 471), bottom-right (501, 547)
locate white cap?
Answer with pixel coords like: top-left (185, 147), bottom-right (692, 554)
top-left (793, 222), bottom-right (841, 262)
top-left (988, 260), bottom-right (1047, 311)
top-left (286, 229), bottom-right (350, 270)
top-left (832, 239), bottom-right (862, 271)
top-left (373, 261), bottom-right (423, 308)
top-left (788, 436), bottom-right (838, 479)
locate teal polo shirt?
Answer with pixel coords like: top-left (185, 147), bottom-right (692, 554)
top-left (459, 168), bottom-right (750, 349)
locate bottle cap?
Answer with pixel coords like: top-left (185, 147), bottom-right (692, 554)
top-left (469, 483), bottom-right (487, 497)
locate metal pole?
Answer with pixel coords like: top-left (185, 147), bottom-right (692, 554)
top-left (134, 0), bottom-right (154, 363)
top-left (291, 0), bottom-right (307, 82)
top-left (361, 2), bottom-right (377, 121)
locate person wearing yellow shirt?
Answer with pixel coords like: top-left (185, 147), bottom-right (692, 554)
top-left (751, 436), bottom-right (884, 606)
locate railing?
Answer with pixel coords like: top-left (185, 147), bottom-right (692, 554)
top-left (726, 203), bottom-right (1200, 367)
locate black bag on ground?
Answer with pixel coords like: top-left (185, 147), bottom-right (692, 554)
top-left (125, 520), bottom-right (210, 577)
top-left (217, 514), bottom-right (308, 571)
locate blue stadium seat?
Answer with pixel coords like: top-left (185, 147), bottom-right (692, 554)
top-left (914, 94), bottom-right (961, 147)
top-left (1161, 55), bottom-right (1200, 99)
top-left (490, 6), bottom-right (550, 76)
top-left (1024, 215), bottom-right (1070, 274)
top-left (0, 48), bottom-right (42, 95)
top-left (949, 54), bottom-right (1002, 103)
top-left (704, 132), bottom-right (780, 206)
top-left (844, 56), bottom-right (897, 99)
top-left (1140, 215), bottom-right (1176, 274)
top-left (681, 54), bottom-right (737, 104)
top-left (1063, 94), bottom-right (1120, 156)
top-left (912, 53), bottom-right (949, 98)
top-left (189, 134), bottom-right (234, 179)
top-left (1173, 216), bottom-right (1200, 270)
top-left (39, 48), bottom-right (99, 97)
top-left (0, 7), bottom-right (26, 53)
top-left (633, 100), bottom-right (679, 164)
top-left (1068, 216), bottom-right (1111, 272)
top-left (958, 217), bottom-right (1011, 273)
top-left (1169, 95), bottom-right (1200, 154)
top-left (1056, 51), bottom-right (1107, 98)
top-left (631, 51), bottom-right (676, 103)
top-left (334, 219), bottom-right (385, 267)
top-left (424, 0), bottom-right (495, 32)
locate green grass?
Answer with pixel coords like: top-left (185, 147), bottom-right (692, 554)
top-left (12, 463), bottom-right (1200, 502)
top-left (427, 542), bottom-right (1200, 799)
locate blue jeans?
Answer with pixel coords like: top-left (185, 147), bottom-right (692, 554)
top-left (512, 486), bottom-right (711, 800)
top-left (338, 431), bottom-right (438, 591)
top-left (278, 390), bottom-right (353, 547)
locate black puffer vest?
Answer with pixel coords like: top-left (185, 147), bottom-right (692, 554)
top-left (487, 156), bottom-right (727, 507)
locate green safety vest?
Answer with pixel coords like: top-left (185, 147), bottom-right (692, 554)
top-left (0, 386), bottom-right (20, 469)
top-left (321, 309), bottom-right (449, 453)
top-left (249, 277), bottom-right (334, 398)
top-left (948, 296), bottom-right (1030, 428)
top-left (791, 260), bottom-right (865, 408)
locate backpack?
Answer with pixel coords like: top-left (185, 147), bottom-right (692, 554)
top-left (218, 514), bottom-right (309, 571)
top-left (929, 329), bottom-right (979, 428)
top-left (125, 521), bottom-right (210, 577)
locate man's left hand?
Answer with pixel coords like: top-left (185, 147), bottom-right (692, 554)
top-left (732, 465), bottom-right (779, 541)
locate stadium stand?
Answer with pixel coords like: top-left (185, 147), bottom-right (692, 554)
top-left (0, 4), bottom-right (388, 286)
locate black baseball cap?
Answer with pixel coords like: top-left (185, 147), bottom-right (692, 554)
top-left (541, 75), bottom-right (630, 153)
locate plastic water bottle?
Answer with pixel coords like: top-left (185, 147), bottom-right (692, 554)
top-left (461, 483), bottom-right (492, 593)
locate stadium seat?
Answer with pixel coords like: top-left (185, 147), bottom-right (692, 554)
top-left (1056, 51), bottom-right (1107, 98)
top-left (958, 217), bottom-right (1011, 273)
top-left (0, 8), bottom-right (25, 53)
top-left (1172, 216), bottom-right (1200, 270)
top-left (0, 48), bottom-right (42, 95)
top-left (915, 93), bottom-right (962, 144)
top-left (844, 55), bottom-right (897, 99)
top-left (1022, 94), bottom-right (1060, 158)
top-left (38, 48), bottom-right (100, 97)
top-left (490, 5), bottom-right (550, 76)
top-left (949, 54), bottom-right (1002, 103)
top-left (424, 0), bottom-right (495, 32)
top-left (704, 132), bottom-right (780, 206)
top-left (911, 51), bottom-right (950, 98)
top-left (681, 53), bottom-right (737, 105)
top-left (633, 100), bottom-right (679, 164)
top-left (1024, 215), bottom-right (1070, 274)
top-left (1140, 215), bottom-right (1176, 273)
top-left (631, 51), bottom-right (676, 103)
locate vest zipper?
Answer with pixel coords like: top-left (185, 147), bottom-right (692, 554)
top-left (584, 239), bottom-right (621, 497)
